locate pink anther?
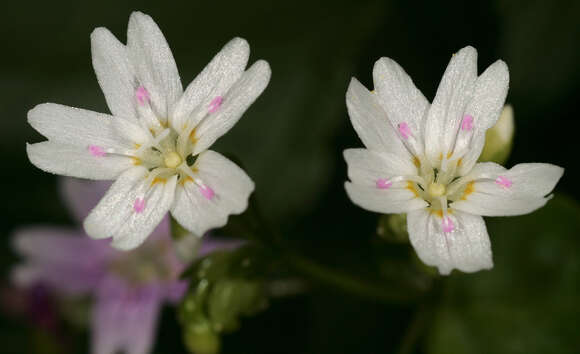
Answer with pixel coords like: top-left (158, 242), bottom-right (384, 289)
top-left (461, 114), bottom-right (474, 131)
top-left (136, 86), bottom-right (150, 105)
top-left (199, 184), bottom-right (215, 200)
top-left (88, 145), bottom-right (106, 157)
top-left (208, 96), bottom-right (223, 113)
top-left (495, 176), bottom-right (512, 188)
top-left (398, 122), bottom-right (411, 140)
top-left (442, 216), bottom-right (455, 233)
top-left (133, 198), bottom-right (146, 213)
top-left (376, 178), bottom-right (393, 190)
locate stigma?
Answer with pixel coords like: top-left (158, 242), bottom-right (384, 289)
top-left (428, 182), bottom-right (446, 198)
top-left (164, 151), bottom-right (182, 168)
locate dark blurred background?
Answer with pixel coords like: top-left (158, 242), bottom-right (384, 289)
top-left (1, 0), bottom-right (579, 353)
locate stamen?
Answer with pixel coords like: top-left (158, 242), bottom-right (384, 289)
top-left (136, 86), bottom-right (150, 105)
top-left (133, 197), bottom-right (146, 213)
top-left (442, 217), bottom-right (455, 233)
top-left (495, 176), bottom-right (512, 188)
top-left (208, 96), bottom-right (223, 113)
top-left (88, 145), bottom-right (106, 157)
top-left (438, 196), bottom-right (455, 233)
top-left (376, 178), bottom-right (392, 189)
top-left (461, 114), bottom-right (474, 131)
top-left (398, 122), bottom-right (411, 140)
top-left (199, 184), bottom-right (215, 200)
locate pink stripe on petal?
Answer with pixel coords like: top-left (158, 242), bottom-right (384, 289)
top-left (136, 86), bottom-right (150, 105)
top-left (199, 185), bottom-right (215, 200)
top-left (133, 198), bottom-right (146, 213)
top-left (208, 96), bottom-right (223, 113)
top-left (495, 176), bottom-right (512, 188)
top-left (442, 217), bottom-right (455, 233)
top-left (376, 178), bottom-right (393, 189)
top-left (88, 145), bottom-right (106, 157)
top-left (461, 115), bottom-right (474, 131)
top-left (398, 122), bottom-right (411, 140)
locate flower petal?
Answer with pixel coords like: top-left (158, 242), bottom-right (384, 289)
top-left (28, 103), bottom-right (135, 150)
top-left (91, 27), bottom-right (139, 123)
top-left (407, 209), bottom-right (493, 275)
top-left (27, 142), bottom-right (133, 180)
top-left (171, 151), bottom-right (254, 235)
top-left (344, 182), bottom-right (428, 214)
top-left (457, 60), bottom-right (510, 174)
top-left (111, 176), bottom-right (177, 251)
top-left (372, 57), bottom-right (429, 143)
top-left (84, 166), bottom-right (177, 250)
top-left (424, 46), bottom-right (478, 165)
top-left (92, 277), bottom-right (162, 354)
top-left (11, 228), bottom-right (109, 294)
top-left (127, 11), bottom-right (182, 119)
top-left (170, 37), bottom-right (250, 130)
top-left (346, 78), bottom-right (412, 159)
top-left (343, 148), bottom-right (418, 187)
top-left (452, 162), bottom-right (564, 216)
top-left (192, 60), bottom-right (271, 154)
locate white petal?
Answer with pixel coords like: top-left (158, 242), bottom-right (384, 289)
top-left (91, 27), bottom-right (139, 123)
top-left (372, 57), bottom-right (429, 142)
top-left (171, 37), bottom-right (250, 130)
top-left (28, 103), bottom-right (136, 150)
top-left (111, 176), bottom-right (177, 250)
top-left (424, 46), bottom-right (478, 165)
top-left (344, 182), bottom-right (428, 214)
top-left (343, 148), bottom-right (418, 187)
top-left (171, 151), bottom-right (254, 235)
top-left (192, 60), bottom-right (271, 154)
top-left (407, 209), bottom-right (493, 275)
top-left (346, 78), bottom-right (412, 158)
top-left (84, 167), bottom-right (177, 250)
top-left (127, 11), bottom-right (182, 119)
top-left (457, 61), bottom-right (510, 174)
top-left (452, 162), bottom-right (564, 216)
top-left (27, 142), bottom-right (133, 180)
top-left (84, 166), bottom-right (148, 239)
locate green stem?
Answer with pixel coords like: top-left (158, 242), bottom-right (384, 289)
top-left (287, 254), bottom-right (420, 305)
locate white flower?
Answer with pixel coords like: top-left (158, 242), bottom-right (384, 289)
top-left (344, 46), bottom-right (564, 275)
top-left (26, 12), bottom-right (271, 250)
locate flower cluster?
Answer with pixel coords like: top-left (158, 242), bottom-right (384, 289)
top-left (20, 9), bottom-right (565, 354)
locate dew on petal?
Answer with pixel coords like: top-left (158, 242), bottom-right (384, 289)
top-left (199, 184), bottom-right (215, 200)
top-left (88, 145), bottom-right (106, 157)
top-left (442, 216), bottom-right (455, 233)
top-left (133, 198), bottom-right (146, 213)
top-left (495, 176), bottom-right (512, 188)
top-left (136, 86), bottom-right (150, 105)
top-left (376, 178), bottom-right (393, 189)
top-left (208, 96), bottom-right (223, 113)
top-left (461, 114), bottom-right (474, 131)
top-left (398, 122), bottom-right (411, 140)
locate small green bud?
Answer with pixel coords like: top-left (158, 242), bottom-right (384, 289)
top-left (479, 105), bottom-right (514, 164)
top-left (377, 213), bottom-right (408, 243)
top-left (183, 321), bottom-right (221, 354)
top-left (208, 279), bottom-right (267, 333)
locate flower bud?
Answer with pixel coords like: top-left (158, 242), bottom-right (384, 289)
top-left (479, 105), bottom-right (514, 164)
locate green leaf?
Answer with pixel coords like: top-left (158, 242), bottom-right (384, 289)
top-left (427, 195), bottom-right (580, 354)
